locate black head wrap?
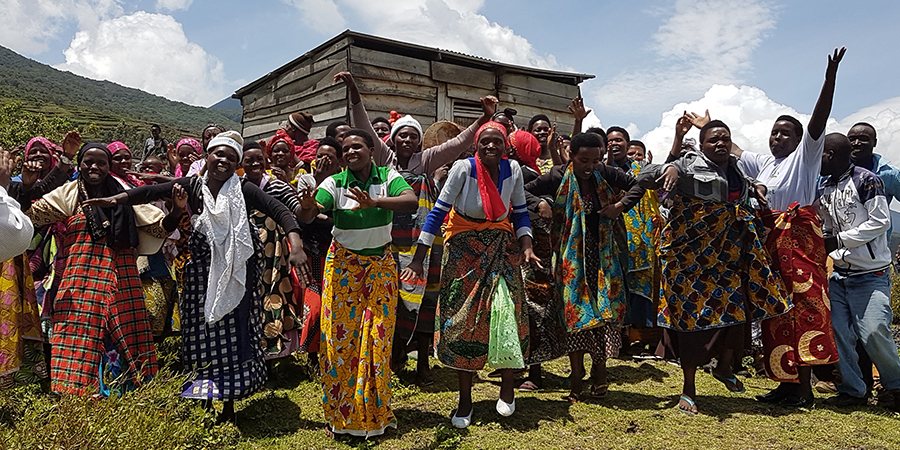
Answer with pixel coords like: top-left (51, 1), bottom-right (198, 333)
top-left (77, 142), bottom-right (139, 249)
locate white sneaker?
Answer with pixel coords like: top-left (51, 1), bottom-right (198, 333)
top-left (451, 409), bottom-right (472, 428)
top-left (496, 398), bottom-right (515, 417)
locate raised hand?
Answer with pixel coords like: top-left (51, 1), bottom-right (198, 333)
top-left (172, 182), bottom-right (188, 212)
top-left (686, 110), bottom-right (710, 130)
top-left (333, 71), bottom-right (361, 102)
top-left (270, 166), bottom-right (291, 184)
top-left (298, 185), bottom-right (318, 211)
top-left (675, 112), bottom-right (693, 138)
top-left (826, 47), bottom-right (846, 79)
top-left (345, 186), bottom-right (378, 210)
top-left (61, 131), bottom-right (82, 158)
top-left (0, 150), bottom-right (12, 190)
top-left (568, 96), bottom-right (591, 120)
top-left (481, 95), bottom-right (499, 117)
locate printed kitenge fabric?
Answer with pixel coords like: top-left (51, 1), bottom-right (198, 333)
top-left (251, 209), bottom-right (301, 360)
top-left (299, 219), bottom-right (331, 354)
top-left (624, 161), bottom-right (661, 327)
top-left (436, 225), bottom-right (529, 371)
top-left (552, 165), bottom-right (628, 333)
top-left (319, 241), bottom-right (398, 437)
top-left (138, 252), bottom-right (177, 337)
top-left (0, 255), bottom-right (48, 389)
top-left (761, 204), bottom-right (839, 382)
top-left (391, 170), bottom-right (442, 347)
top-left (657, 196), bottom-right (791, 332)
top-left (522, 216), bottom-right (567, 365)
top-left (51, 213), bottom-right (158, 396)
top-left (180, 229), bottom-right (267, 400)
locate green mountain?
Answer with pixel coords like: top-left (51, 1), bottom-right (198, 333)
top-left (0, 45), bottom-right (240, 149)
top-left (211, 97), bottom-right (242, 123)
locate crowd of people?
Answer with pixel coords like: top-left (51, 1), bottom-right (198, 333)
top-left (2, 45), bottom-right (900, 439)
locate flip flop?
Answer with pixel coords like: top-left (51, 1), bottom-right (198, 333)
top-left (713, 372), bottom-right (746, 393)
top-left (678, 395), bottom-right (698, 415)
top-left (589, 383), bottom-right (609, 399)
top-left (517, 380), bottom-right (540, 392)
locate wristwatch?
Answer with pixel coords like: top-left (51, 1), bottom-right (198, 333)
top-left (58, 154), bottom-right (73, 166)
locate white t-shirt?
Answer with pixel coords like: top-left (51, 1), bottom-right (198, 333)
top-left (737, 130), bottom-right (824, 211)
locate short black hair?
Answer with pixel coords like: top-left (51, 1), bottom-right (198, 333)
top-left (606, 126), bottom-right (630, 143)
top-left (775, 115), bottom-right (804, 138)
top-left (243, 141), bottom-right (262, 152)
top-left (528, 114), bottom-right (551, 131)
top-left (628, 140), bottom-right (646, 151)
top-left (317, 136), bottom-right (344, 158)
top-left (569, 132), bottom-right (605, 155)
top-left (326, 120), bottom-right (350, 138)
top-left (371, 117), bottom-right (390, 126)
top-left (343, 128), bottom-right (374, 149)
top-left (585, 127), bottom-right (606, 136)
top-left (851, 121), bottom-right (877, 139)
top-left (150, 124), bottom-right (161, 130)
top-left (699, 120), bottom-right (731, 143)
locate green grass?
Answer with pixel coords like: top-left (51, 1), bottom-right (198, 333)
top-left (5, 353), bottom-right (898, 450)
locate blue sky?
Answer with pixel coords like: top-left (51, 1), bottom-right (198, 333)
top-left (3, 0), bottom-right (900, 157)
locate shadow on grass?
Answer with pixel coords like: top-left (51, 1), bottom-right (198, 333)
top-left (661, 393), bottom-right (866, 420)
top-left (236, 393), bottom-right (320, 438)
top-left (470, 396), bottom-right (574, 431)
top-left (394, 365), bottom-right (459, 394)
top-left (608, 362), bottom-right (671, 385)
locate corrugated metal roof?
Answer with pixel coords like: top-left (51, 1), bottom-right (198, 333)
top-left (234, 30), bottom-right (593, 98)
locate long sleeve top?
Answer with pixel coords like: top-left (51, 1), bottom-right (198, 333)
top-left (816, 165), bottom-right (892, 274)
top-left (0, 185), bottom-right (34, 262)
top-left (350, 100), bottom-right (477, 176)
top-left (418, 158), bottom-right (531, 247)
top-left (126, 176), bottom-right (300, 234)
top-left (7, 164), bottom-right (74, 208)
top-left (523, 164), bottom-right (646, 212)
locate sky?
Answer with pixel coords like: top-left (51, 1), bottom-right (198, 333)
top-left (2, 0), bottom-right (900, 162)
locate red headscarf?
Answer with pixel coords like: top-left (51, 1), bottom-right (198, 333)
top-left (267, 129), bottom-right (295, 155)
top-left (106, 141), bottom-right (144, 187)
top-left (474, 121), bottom-right (509, 221)
top-left (268, 129), bottom-right (318, 164)
top-left (508, 129), bottom-right (542, 174)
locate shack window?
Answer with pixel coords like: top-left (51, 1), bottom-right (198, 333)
top-left (452, 99), bottom-right (482, 128)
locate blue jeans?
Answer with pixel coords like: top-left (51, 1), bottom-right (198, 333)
top-left (829, 270), bottom-right (900, 398)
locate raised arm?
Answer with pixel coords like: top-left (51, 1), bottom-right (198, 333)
top-left (419, 96), bottom-right (497, 175)
top-left (808, 47), bottom-right (846, 141)
top-left (568, 96), bottom-right (591, 136)
top-left (600, 164), bottom-right (646, 212)
top-left (336, 71), bottom-right (396, 168)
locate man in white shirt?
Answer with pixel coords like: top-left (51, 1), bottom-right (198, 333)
top-left (0, 150), bottom-right (34, 262)
top-left (737, 47), bottom-right (846, 408)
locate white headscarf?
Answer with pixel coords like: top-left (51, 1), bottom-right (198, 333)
top-left (194, 171), bottom-right (254, 323)
top-left (389, 115), bottom-right (423, 144)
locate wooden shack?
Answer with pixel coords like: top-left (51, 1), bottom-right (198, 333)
top-left (233, 30), bottom-right (594, 142)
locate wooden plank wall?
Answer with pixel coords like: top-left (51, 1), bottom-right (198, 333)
top-left (241, 38), bottom-right (352, 141)
top-left (498, 73), bottom-right (580, 134)
top-left (240, 39), bottom-right (584, 142)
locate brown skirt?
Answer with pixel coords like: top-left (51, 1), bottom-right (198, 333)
top-left (656, 323), bottom-right (747, 368)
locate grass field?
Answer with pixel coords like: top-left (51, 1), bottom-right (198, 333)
top-left (3, 351), bottom-right (899, 450)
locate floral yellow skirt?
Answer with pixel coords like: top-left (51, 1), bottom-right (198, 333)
top-left (319, 241), bottom-right (398, 437)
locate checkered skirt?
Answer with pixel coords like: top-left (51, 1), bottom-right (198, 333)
top-left (50, 213), bottom-right (158, 396)
top-left (179, 228), bottom-right (267, 400)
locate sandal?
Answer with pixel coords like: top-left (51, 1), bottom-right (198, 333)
top-left (678, 395), bottom-right (698, 415)
top-left (517, 380), bottom-right (540, 392)
top-left (563, 392), bottom-right (582, 403)
top-left (713, 372), bottom-right (745, 393)
top-left (589, 383), bottom-right (609, 399)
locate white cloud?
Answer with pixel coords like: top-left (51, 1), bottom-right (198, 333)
top-left (155, 0), bottom-right (193, 12)
top-left (0, 0), bottom-right (123, 54)
top-left (282, 0), bottom-right (561, 69)
top-left (594, 0), bottom-right (775, 118)
top-left (639, 85), bottom-right (900, 168)
top-left (56, 12), bottom-right (227, 106)
top-left (281, 0), bottom-right (346, 34)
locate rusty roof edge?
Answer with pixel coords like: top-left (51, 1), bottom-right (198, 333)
top-left (233, 30), bottom-right (594, 99)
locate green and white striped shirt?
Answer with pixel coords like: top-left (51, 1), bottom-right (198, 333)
top-left (315, 164), bottom-right (412, 255)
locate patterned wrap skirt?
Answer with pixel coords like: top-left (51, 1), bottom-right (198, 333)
top-left (761, 204), bottom-right (839, 382)
top-left (180, 229), bottom-right (267, 401)
top-left (251, 211), bottom-right (301, 360)
top-left (522, 217), bottom-right (566, 365)
top-left (0, 255), bottom-right (49, 389)
top-left (436, 228), bottom-right (530, 372)
top-left (51, 213), bottom-right (157, 396)
top-left (319, 241), bottom-right (398, 437)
